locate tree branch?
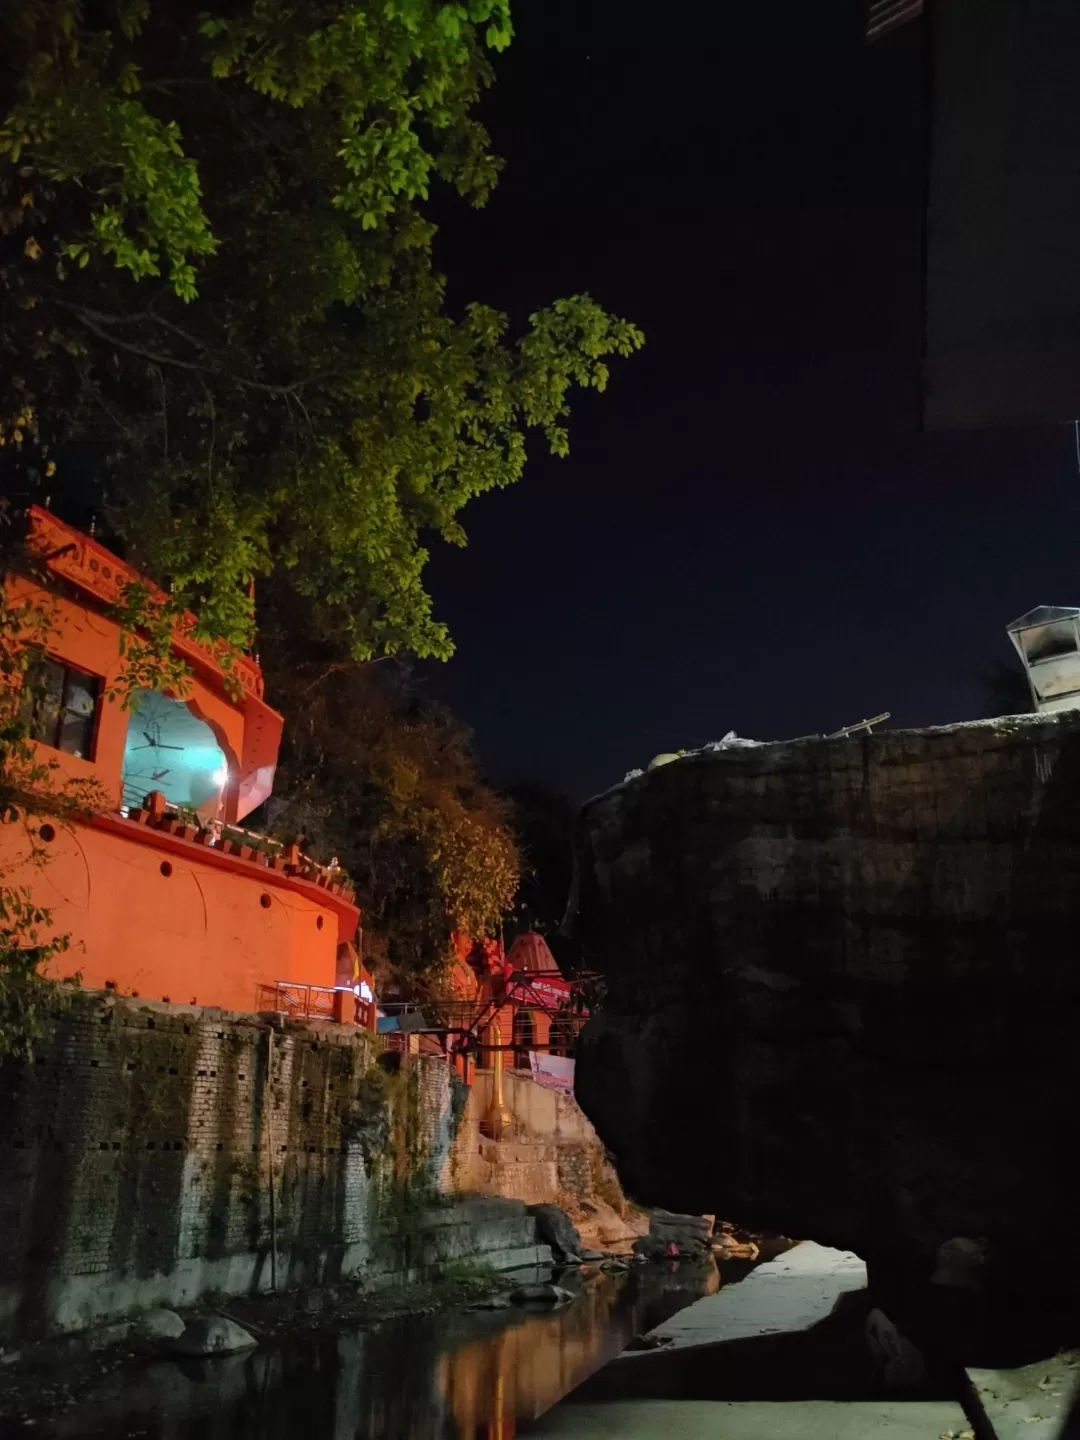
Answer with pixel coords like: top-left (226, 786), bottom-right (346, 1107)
top-left (64, 305), bottom-right (336, 398)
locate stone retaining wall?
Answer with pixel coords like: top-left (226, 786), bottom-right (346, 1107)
top-left (450, 1070), bottom-right (644, 1249)
top-left (0, 995), bottom-right (548, 1341)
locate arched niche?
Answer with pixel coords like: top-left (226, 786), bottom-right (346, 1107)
top-left (121, 690), bottom-right (236, 819)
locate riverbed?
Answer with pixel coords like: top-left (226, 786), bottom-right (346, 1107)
top-left (27, 1262), bottom-right (721, 1438)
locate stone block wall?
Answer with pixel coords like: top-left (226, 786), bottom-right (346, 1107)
top-left (449, 1070), bottom-right (644, 1248)
top-left (0, 994), bottom-right (545, 1341)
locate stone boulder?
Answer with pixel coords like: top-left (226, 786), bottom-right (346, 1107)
top-left (135, 1308), bottom-right (186, 1342)
top-left (568, 717), bottom-right (1080, 1318)
top-left (528, 1203), bottom-right (582, 1262)
top-left (931, 1237), bottom-right (987, 1294)
top-left (865, 1309), bottom-right (928, 1393)
top-left (633, 1208), bottom-right (713, 1260)
top-left (168, 1315), bottom-right (258, 1357)
top-left (509, 1282), bottom-right (575, 1306)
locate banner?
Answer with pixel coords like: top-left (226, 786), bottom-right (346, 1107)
top-left (511, 973), bottom-right (571, 1008)
top-left (528, 1052), bottom-right (575, 1094)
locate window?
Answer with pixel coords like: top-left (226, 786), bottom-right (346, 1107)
top-left (23, 655), bottom-right (101, 761)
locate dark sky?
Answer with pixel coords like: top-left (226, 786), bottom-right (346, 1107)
top-left (424, 0), bottom-right (1080, 801)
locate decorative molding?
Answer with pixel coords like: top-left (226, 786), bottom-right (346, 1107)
top-left (26, 507), bottom-right (265, 700)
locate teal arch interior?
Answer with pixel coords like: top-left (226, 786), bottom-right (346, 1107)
top-left (121, 690), bottom-right (229, 813)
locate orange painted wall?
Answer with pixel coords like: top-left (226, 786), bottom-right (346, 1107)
top-left (0, 816), bottom-right (345, 1013)
top-left (6, 571), bottom-right (250, 816)
top-left (3, 509), bottom-right (359, 1012)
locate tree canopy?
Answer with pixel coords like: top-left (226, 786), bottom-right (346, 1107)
top-left (0, 1), bottom-right (643, 661)
top-left (254, 614), bottom-right (519, 991)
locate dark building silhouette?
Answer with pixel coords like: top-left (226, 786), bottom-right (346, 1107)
top-left (870, 0), bottom-right (1080, 429)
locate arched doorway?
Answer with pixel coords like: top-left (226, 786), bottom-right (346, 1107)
top-left (121, 690), bottom-right (230, 818)
top-left (512, 1009), bottom-right (534, 1069)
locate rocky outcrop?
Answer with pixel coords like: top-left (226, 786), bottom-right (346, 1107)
top-left (633, 1210), bottom-right (712, 1261)
top-left (569, 716), bottom-right (1080, 1309)
top-left (529, 1204), bottom-right (583, 1262)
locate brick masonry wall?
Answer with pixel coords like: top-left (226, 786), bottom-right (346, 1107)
top-left (0, 993), bottom-right (516, 1341)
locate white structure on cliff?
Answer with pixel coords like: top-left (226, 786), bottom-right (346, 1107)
top-left (1007, 606), bottom-right (1080, 714)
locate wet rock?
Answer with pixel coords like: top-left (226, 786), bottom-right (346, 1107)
top-left (931, 1237), bottom-right (987, 1294)
top-left (466, 1296), bottom-right (512, 1311)
top-left (712, 1238), bottom-right (760, 1261)
top-left (135, 1308), bottom-right (186, 1342)
top-left (865, 1308), bottom-right (928, 1393)
top-left (528, 1204), bottom-right (583, 1262)
top-left (633, 1209), bottom-right (713, 1260)
top-left (509, 1283), bottom-right (575, 1306)
top-left (580, 1249), bottom-right (607, 1262)
top-left (168, 1315), bottom-right (258, 1357)
top-left (623, 1331), bottom-right (675, 1351)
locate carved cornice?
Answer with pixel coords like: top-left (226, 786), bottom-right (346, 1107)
top-left (25, 507), bottom-right (265, 700)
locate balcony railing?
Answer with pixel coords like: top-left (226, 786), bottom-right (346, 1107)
top-left (258, 981), bottom-right (375, 1031)
top-left (120, 793), bottom-right (356, 901)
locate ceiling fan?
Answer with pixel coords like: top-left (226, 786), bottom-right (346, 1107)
top-left (130, 721), bottom-right (183, 752)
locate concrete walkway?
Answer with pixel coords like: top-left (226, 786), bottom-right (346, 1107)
top-left (621, 1240), bottom-right (867, 1356)
top-left (523, 1399), bottom-right (974, 1437)
top-left (966, 1350), bottom-right (1080, 1439)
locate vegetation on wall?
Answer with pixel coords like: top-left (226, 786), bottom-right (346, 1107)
top-left (0, 525), bottom-right (105, 1060)
top-left (0, 0), bottom-right (643, 664)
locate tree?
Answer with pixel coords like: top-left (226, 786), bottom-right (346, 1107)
top-left (253, 610), bottom-right (518, 991)
top-left (504, 781), bottom-right (576, 941)
top-left (0, 1), bottom-right (643, 662)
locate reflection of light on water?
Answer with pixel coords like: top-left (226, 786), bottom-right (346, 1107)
top-left (36, 1265), bottom-right (722, 1440)
top-left (434, 1269), bottom-right (720, 1438)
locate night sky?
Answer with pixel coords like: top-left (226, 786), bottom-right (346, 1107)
top-left (422, 0), bottom-right (1080, 801)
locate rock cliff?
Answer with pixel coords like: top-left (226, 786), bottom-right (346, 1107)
top-left (569, 716), bottom-right (1080, 1307)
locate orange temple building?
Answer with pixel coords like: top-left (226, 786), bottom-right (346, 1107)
top-left (1, 507), bottom-right (364, 1017)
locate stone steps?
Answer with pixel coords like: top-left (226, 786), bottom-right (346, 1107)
top-left (383, 1194), bottom-right (555, 1271)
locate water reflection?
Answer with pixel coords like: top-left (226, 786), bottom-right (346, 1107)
top-left (42, 1263), bottom-right (718, 1439)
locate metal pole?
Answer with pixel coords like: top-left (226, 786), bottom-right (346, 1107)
top-left (481, 1022), bottom-right (512, 1139)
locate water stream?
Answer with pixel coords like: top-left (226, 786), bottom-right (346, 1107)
top-left (37, 1263), bottom-right (722, 1439)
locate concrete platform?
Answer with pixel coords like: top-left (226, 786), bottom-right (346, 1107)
top-left (622, 1241), bottom-right (867, 1356)
top-left (522, 1399), bottom-right (974, 1438)
top-left (966, 1350), bottom-right (1080, 1439)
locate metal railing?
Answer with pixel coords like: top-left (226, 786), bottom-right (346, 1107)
top-left (258, 981), bottom-right (374, 1031)
top-left (377, 984), bottom-right (590, 1059)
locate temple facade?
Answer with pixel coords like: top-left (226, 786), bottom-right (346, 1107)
top-left (1, 506), bottom-right (362, 1015)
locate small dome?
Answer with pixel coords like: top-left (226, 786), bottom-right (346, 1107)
top-left (506, 930), bottom-right (560, 975)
